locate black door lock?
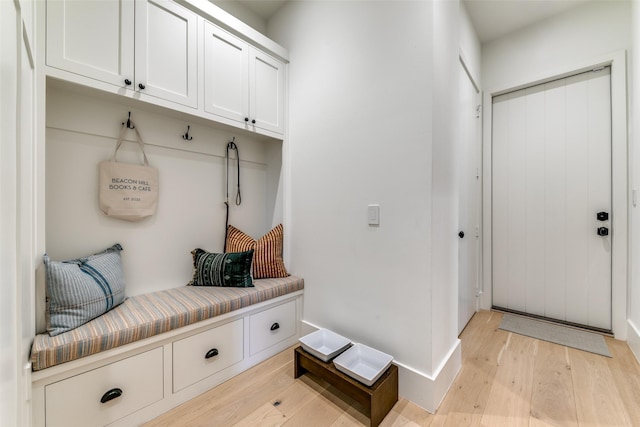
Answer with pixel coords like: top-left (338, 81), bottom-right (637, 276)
top-left (597, 227), bottom-right (609, 237)
top-left (597, 211), bottom-right (609, 221)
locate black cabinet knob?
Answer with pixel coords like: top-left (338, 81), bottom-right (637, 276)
top-left (270, 322), bottom-right (280, 331)
top-left (124, 79), bottom-right (132, 86)
top-left (244, 117), bottom-right (249, 122)
top-left (205, 348), bottom-right (219, 359)
top-left (251, 119), bottom-right (256, 124)
top-left (597, 227), bottom-right (609, 237)
top-left (597, 211), bottom-right (609, 221)
top-left (138, 83), bottom-right (146, 90)
top-left (458, 231), bottom-right (464, 239)
top-left (100, 388), bottom-right (123, 404)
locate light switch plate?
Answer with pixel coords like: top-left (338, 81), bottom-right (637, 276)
top-left (367, 204), bottom-right (380, 225)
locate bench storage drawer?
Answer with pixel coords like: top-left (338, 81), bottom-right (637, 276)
top-left (249, 300), bottom-right (296, 356)
top-left (172, 319), bottom-right (244, 392)
top-left (44, 347), bottom-right (163, 427)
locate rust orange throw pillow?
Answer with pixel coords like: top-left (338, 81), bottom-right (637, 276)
top-left (226, 224), bottom-right (289, 279)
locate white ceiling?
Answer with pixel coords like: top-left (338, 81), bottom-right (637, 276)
top-left (236, 0), bottom-right (598, 44)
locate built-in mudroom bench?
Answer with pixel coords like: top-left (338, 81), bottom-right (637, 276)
top-left (31, 277), bottom-right (303, 427)
top-left (32, 0), bottom-right (294, 425)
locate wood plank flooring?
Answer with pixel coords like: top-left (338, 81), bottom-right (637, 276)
top-left (143, 311), bottom-right (640, 426)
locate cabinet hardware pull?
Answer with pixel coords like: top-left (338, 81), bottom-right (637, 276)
top-left (100, 388), bottom-right (123, 404)
top-left (138, 83), bottom-right (146, 90)
top-left (244, 117), bottom-right (249, 122)
top-left (205, 348), bottom-right (219, 359)
top-left (251, 119), bottom-right (256, 124)
top-left (270, 322), bottom-right (280, 331)
top-left (124, 79), bottom-right (132, 86)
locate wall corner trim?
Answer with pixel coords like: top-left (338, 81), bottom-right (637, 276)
top-left (627, 319), bottom-right (640, 365)
top-left (394, 339), bottom-right (462, 414)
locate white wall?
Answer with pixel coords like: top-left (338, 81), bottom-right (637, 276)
top-left (629, 0), bottom-right (640, 361)
top-left (210, 0), bottom-right (267, 35)
top-left (481, 1), bottom-right (632, 337)
top-left (2, 0), bottom-right (36, 424)
top-left (482, 1), bottom-right (631, 91)
top-left (431, 0), bottom-right (461, 390)
top-left (459, 2), bottom-right (481, 86)
top-left (1, 2), bottom-right (20, 424)
top-left (268, 0), bottom-right (461, 412)
top-left (42, 84), bottom-right (284, 331)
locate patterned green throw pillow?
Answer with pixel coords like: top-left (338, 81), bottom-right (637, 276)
top-left (190, 249), bottom-right (254, 288)
top-left (45, 244), bottom-right (126, 336)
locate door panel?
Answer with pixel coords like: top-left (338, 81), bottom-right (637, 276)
top-left (458, 61), bottom-right (480, 335)
top-left (203, 22), bottom-right (249, 123)
top-left (46, 0), bottom-right (134, 86)
top-left (492, 68), bottom-right (612, 330)
top-left (135, 0), bottom-right (198, 107)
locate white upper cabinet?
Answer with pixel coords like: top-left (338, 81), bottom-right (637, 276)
top-left (250, 48), bottom-right (284, 135)
top-left (135, 0), bottom-right (198, 107)
top-left (47, 0), bottom-right (198, 108)
top-left (46, 0), bottom-right (286, 137)
top-left (204, 23), bottom-right (249, 125)
top-left (46, 0), bottom-right (135, 88)
top-left (204, 22), bottom-right (284, 135)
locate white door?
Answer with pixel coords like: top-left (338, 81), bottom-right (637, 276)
top-left (249, 47), bottom-right (284, 134)
top-left (492, 67), bottom-right (612, 331)
top-left (203, 22), bottom-right (249, 124)
top-left (46, 0), bottom-right (135, 88)
top-left (458, 61), bottom-right (481, 335)
top-left (135, 0), bottom-right (198, 107)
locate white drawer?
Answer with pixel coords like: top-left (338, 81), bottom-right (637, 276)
top-left (173, 319), bottom-right (244, 392)
top-left (249, 300), bottom-right (296, 356)
top-left (45, 347), bottom-right (163, 427)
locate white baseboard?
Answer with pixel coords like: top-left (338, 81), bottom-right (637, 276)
top-left (300, 320), bottom-right (462, 414)
top-left (395, 339), bottom-right (461, 413)
top-left (627, 319), bottom-right (640, 364)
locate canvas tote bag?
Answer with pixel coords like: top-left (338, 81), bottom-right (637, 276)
top-left (99, 123), bottom-right (159, 221)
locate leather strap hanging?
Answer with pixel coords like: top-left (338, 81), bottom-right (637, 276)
top-left (224, 138), bottom-right (241, 251)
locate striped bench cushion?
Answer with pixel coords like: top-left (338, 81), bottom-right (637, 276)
top-left (31, 276), bottom-right (304, 371)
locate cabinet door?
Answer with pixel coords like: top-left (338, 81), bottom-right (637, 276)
top-left (46, 0), bottom-right (135, 88)
top-left (45, 347), bottom-right (163, 427)
top-left (249, 48), bottom-right (284, 135)
top-left (135, 0), bottom-right (198, 107)
top-left (249, 300), bottom-right (296, 356)
top-left (203, 22), bottom-right (249, 124)
top-left (172, 319), bottom-right (244, 392)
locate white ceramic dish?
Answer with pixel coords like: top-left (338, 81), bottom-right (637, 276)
top-left (298, 329), bottom-right (351, 362)
top-left (333, 343), bottom-right (393, 386)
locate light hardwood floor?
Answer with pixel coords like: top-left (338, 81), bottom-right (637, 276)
top-left (144, 310), bottom-right (640, 426)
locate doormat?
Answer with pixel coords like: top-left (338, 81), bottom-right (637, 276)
top-left (499, 313), bottom-right (611, 357)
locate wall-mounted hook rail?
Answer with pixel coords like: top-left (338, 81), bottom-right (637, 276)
top-left (182, 125), bottom-right (193, 141)
top-left (122, 112), bottom-right (135, 129)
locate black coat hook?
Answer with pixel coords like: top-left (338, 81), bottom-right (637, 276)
top-left (122, 112), bottom-right (135, 129)
top-left (182, 125), bottom-right (193, 141)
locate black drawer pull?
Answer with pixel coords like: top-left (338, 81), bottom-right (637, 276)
top-left (270, 322), bottom-right (280, 331)
top-left (100, 388), bottom-right (123, 404)
top-left (205, 348), bottom-right (219, 359)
